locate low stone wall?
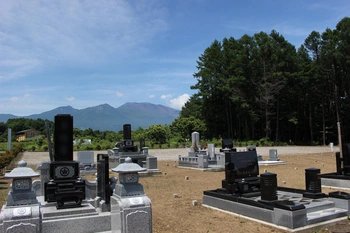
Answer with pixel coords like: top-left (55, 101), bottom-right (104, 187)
top-left (178, 156), bottom-right (199, 168)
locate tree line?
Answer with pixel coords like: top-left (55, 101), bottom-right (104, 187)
top-left (180, 17), bottom-right (350, 145)
top-left (0, 117), bottom-right (204, 150)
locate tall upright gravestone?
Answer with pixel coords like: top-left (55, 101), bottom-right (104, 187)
top-left (44, 114), bottom-right (85, 208)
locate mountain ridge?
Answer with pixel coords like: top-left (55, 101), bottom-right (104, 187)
top-left (0, 102), bottom-right (180, 131)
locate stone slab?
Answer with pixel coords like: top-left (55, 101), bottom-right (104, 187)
top-left (321, 178), bottom-right (350, 189)
top-left (42, 212), bottom-right (111, 233)
top-left (258, 161), bottom-right (288, 166)
top-left (37, 197), bottom-right (111, 233)
top-left (203, 190), bottom-right (350, 232)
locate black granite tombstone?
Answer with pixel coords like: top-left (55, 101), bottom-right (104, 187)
top-left (45, 114), bottom-right (86, 208)
top-left (123, 124), bottom-right (132, 140)
top-left (54, 114), bottom-right (73, 161)
top-left (220, 138), bottom-right (236, 152)
top-left (140, 138), bottom-right (145, 148)
top-left (97, 154), bottom-right (111, 204)
top-left (120, 124), bottom-right (138, 152)
top-left (222, 151), bottom-right (260, 195)
top-left (222, 138), bottom-right (233, 149)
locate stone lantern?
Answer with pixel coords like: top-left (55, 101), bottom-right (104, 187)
top-left (110, 157), bottom-right (152, 233)
top-left (0, 160), bottom-right (41, 232)
top-left (4, 160), bottom-right (40, 206)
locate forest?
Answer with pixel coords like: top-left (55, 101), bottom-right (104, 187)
top-left (180, 17), bottom-right (350, 146)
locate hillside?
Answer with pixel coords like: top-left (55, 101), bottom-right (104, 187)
top-left (0, 102), bottom-right (180, 131)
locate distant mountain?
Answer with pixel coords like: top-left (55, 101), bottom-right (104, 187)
top-left (0, 102), bottom-right (180, 131)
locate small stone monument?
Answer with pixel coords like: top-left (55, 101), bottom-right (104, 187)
top-left (268, 149), bottom-right (279, 161)
top-left (110, 157), bottom-right (152, 233)
top-left (77, 151), bottom-right (95, 171)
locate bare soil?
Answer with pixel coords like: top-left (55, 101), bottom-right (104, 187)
top-left (139, 153), bottom-right (350, 233)
top-left (12, 147), bottom-right (350, 232)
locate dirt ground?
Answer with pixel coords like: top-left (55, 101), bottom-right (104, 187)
top-left (138, 152), bottom-right (350, 233)
top-left (15, 147), bottom-right (350, 232)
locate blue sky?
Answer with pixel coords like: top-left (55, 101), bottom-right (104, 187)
top-left (1, 0), bottom-right (349, 116)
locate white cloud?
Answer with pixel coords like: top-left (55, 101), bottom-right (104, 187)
top-left (65, 96), bottom-right (75, 102)
top-left (0, 0), bottom-right (168, 81)
top-left (148, 94), bottom-right (155, 99)
top-left (116, 92), bottom-right (124, 97)
top-left (161, 94), bottom-right (172, 100)
top-left (168, 94), bottom-right (190, 110)
top-left (10, 96), bottom-right (19, 102)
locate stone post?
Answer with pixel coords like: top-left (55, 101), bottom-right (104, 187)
top-left (36, 161), bottom-right (51, 196)
top-left (7, 128), bottom-right (12, 151)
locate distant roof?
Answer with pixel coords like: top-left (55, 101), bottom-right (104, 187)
top-left (15, 129), bottom-right (41, 134)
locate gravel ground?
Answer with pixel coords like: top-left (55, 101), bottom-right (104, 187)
top-left (20, 145), bottom-right (338, 166)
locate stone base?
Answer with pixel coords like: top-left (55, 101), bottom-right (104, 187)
top-left (203, 189), bottom-right (349, 231)
top-left (321, 177), bottom-right (350, 190)
top-left (38, 196), bottom-right (111, 233)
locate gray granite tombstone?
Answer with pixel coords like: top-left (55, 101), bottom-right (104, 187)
top-left (246, 145), bottom-right (256, 151)
top-left (268, 149), bottom-right (279, 161)
top-left (208, 144), bottom-right (215, 159)
top-left (191, 131), bottom-right (200, 153)
top-left (77, 151), bottom-right (95, 169)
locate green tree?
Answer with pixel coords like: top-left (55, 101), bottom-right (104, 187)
top-left (170, 116), bottom-right (206, 141)
top-left (146, 124), bottom-right (169, 144)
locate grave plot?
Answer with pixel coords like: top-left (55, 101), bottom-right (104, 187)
top-left (107, 124), bottom-right (161, 174)
top-left (178, 132), bottom-right (288, 170)
top-left (0, 115), bottom-right (153, 233)
top-left (202, 149), bottom-right (350, 231)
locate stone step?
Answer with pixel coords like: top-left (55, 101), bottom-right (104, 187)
top-left (42, 203), bottom-right (99, 220)
top-left (307, 207), bottom-right (348, 225)
top-left (304, 200), bottom-right (335, 213)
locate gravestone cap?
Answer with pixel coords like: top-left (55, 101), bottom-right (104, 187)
top-left (4, 160), bottom-right (40, 178)
top-left (112, 157), bottom-right (146, 173)
top-left (261, 172), bottom-right (276, 177)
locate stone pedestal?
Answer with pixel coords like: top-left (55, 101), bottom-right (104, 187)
top-left (111, 194), bottom-right (152, 233)
top-left (1, 205), bottom-right (41, 233)
top-left (146, 156), bottom-right (157, 170)
top-left (198, 155), bottom-right (208, 168)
